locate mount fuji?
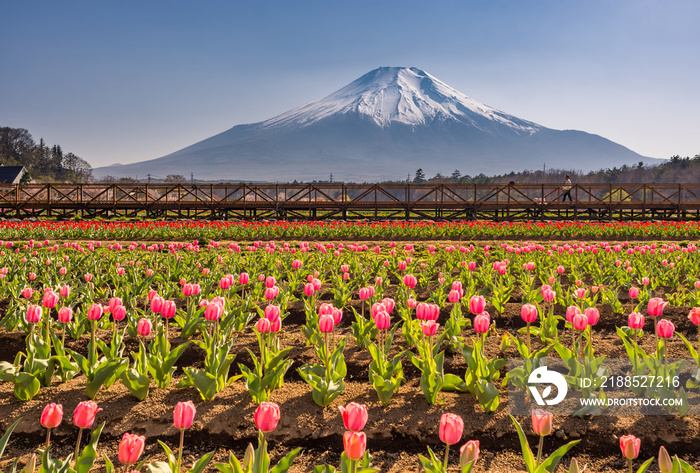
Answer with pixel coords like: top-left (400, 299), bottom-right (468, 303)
top-left (94, 67), bottom-right (656, 182)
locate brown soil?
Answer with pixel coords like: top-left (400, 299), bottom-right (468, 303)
top-left (2, 299), bottom-right (700, 472)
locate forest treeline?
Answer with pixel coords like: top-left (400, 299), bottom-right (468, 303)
top-left (0, 127), bottom-right (92, 182)
top-left (2, 125), bottom-right (698, 185)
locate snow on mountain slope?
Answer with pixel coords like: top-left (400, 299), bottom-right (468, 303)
top-left (256, 67), bottom-right (540, 134)
top-left (94, 66), bottom-right (657, 182)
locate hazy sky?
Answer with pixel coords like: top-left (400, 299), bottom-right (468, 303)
top-left (2, 0), bottom-right (698, 169)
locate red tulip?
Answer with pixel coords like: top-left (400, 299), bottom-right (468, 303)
top-left (343, 431), bottom-right (367, 460)
top-left (338, 402), bottom-right (368, 432)
top-left (41, 403), bottom-right (63, 429)
top-left (173, 401), bottom-right (196, 430)
top-left (531, 409), bottom-right (553, 436)
top-left (254, 402), bottom-right (280, 432)
top-left (73, 401), bottom-right (101, 429)
top-left (439, 413), bottom-right (464, 445)
top-left (118, 433), bottom-right (145, 464)
top-left (620, 434), bottom-right (640, 460)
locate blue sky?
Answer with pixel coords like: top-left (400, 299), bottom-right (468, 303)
top-left (1, 0), bottom-right (698, 169)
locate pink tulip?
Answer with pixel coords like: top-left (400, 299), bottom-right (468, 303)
top-left (338, 402), bottom-right (368, 432)
top-left (264, 305), bottom-right (281, 322)
top-left (381, 298), bottom-right (395, 314)
top-left (22, 287), bottom-right (34, 299)
top-left (468, 295), bottom-right (485, 315)
top-left (542, 288), bottom-right (556, 302)
top-left (254, 402), bottom-right (280, 432)
top-left (531, 409), bottom-right (553, 436)
top-left (375, 311), bottom-right (391, 330)
top-left (173, 401), bottom-right (196, 430)
top-left (473, 312), bottom-right (490, 333)
top-left (219, 277), bottom-right (231, 290)
top-left (137, 318), bottom-right (152, 336)
top-left (628, 312), bottom-right (645, 329)
top-left (565, 306), bottom-right (581, 323)
top-left (448, 289), bottom-right (461, 303)
top-left (319, 313), bottom-right (335, 333)
top-left (42, 290), bottom-right (59, 309)
top-left (520, 304), bottom-right (538, 323)
top-left (239, 272), bottom-right (249, 285)
top-left (161, 300), bottom-right (177, 319)
top-left (642, 277), bottom-right (650, 286)
top-left (26, 305), bottom-right (42, 324)
top-left (204, 302), bottom-right (222, 321)
top-left (343, 431), bottom-right (367, 460)
top-left (118, 433), bottom-right (145, 464)
top-left (58, 306), bottom-right (73, 323)
top-left (656, 319), bottom-right (675, 338)
top-left (358, 287), bottom-right (371, 300)
top-left (150, 296), bottom-right (164, 313)
top-left (574, 288), bottom-right (587, 299)
top-left (439, 413), bottom-right (464, 445)
top-left (265, 276), bottom-right (276, 288)
top-left (689, 307), bottom-right (700, 326)
top-left (41, 403), bottom-right (63, 429)
top-left (572, 313), bottom-right (588, 331)
top-left (403, 274), bottom-right (417, 289)
top-left (420, 320), bottom-right (439, 336)
top-left (112, 305), bottom-right (127, 321)
top-left (73, 401), bottom-right (101, 429)
top-left (84, 273), bottom-right (93, 282)
top-left (264, 286), bottom-right (279, 300)
top-left (319, 303), bottom-right (334, 316)
top-left (407, 298), bottom-right (417, 309)
top-left (620, 435), bottom-right (640, 460)
top-left (629, 286), bottom-right (640, 299)
top-left (107, 297), bottom-right (123, 313)
top-left (584, 307), bottom-right (600, 326)
top-left (648, 298), bottom-right (668, 317)
top-left (59, 285), bottom-right (71, 298)
top-left (256, 317), bottom-right (271, 333)
top-left (459, 440), bottom-right (479, 467)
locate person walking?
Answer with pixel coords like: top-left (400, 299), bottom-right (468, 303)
top-left (561, 175), bottom-right (573, 202)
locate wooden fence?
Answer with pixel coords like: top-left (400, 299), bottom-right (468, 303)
top-left (1, 183), bottom-right (700, 221)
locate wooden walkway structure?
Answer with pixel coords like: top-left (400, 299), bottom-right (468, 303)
top-left (1, 182), bottom-right (700, 221)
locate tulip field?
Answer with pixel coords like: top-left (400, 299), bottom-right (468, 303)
top-left (2, 220), bottom-right (700, 472)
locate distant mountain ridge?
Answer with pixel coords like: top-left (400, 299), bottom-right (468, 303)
top-left (94, 67), bottom-right (657, 182)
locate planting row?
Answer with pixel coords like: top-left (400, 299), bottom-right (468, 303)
top-left (1, 219), bottom-right (700, 240)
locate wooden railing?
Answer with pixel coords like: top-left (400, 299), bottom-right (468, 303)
top-left (1, 183), bottom-right (699, 221)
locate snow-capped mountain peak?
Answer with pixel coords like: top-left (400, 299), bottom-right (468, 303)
top-left (257, 66), bottom-right (540, 133)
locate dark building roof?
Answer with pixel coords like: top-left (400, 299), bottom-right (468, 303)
top-left (0, 166), bottom-right (27, 184)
